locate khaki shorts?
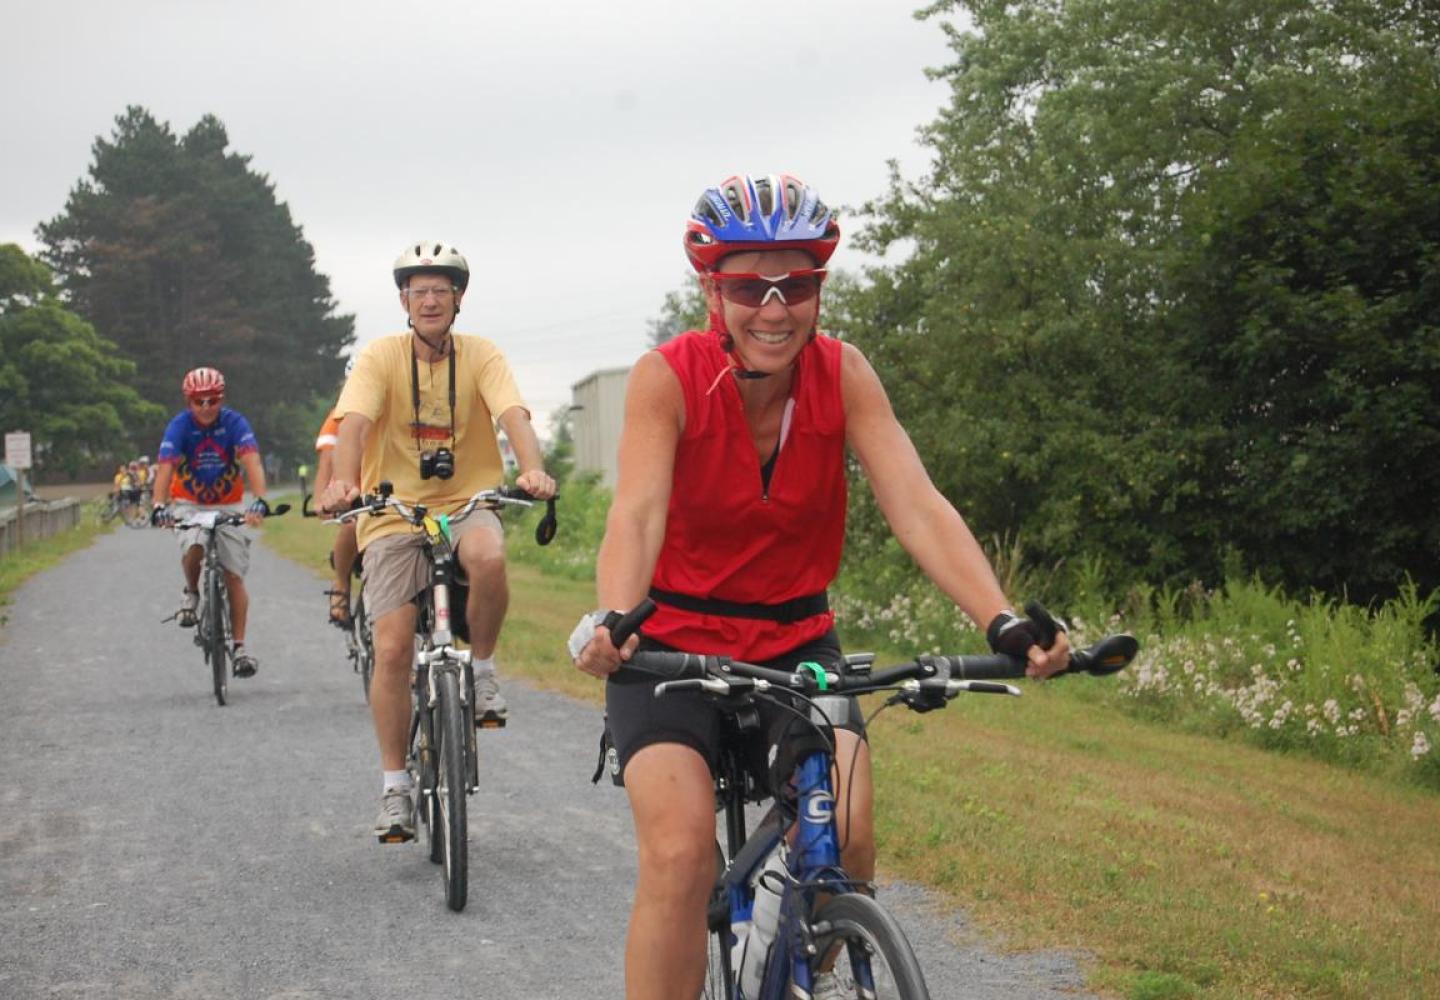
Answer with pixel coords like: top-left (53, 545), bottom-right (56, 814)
top-left (361, 510), bottom-right (502, 621)
top-left (174, 504), bottom-right (252, 577)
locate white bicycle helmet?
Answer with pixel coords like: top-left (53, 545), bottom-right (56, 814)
top-left (392, 241), bottom-right (470, 292)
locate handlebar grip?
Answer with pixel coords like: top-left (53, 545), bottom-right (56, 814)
top-left (624, 651), bottom-right (705, 680)
top-left (1066, 633), bottom-right (1139, 676)
top-left (609, 598), bottom-right (657, 647)
top-left (498, 485), bottom-right (536, 502)
top-left (939, 654), bottom-right (1027, 681)
top-left (535, 497), bottom-right (558, 547)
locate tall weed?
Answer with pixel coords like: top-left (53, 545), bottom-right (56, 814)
top-left (505, 473), bottom-right (608, 584)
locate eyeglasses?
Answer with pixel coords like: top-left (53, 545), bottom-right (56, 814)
top-left (404, 285), bottom-right (457, 302)
top-left (189, 396), bottom-right (223, 408)
top-left (710, 269), bottom-right (826, 308)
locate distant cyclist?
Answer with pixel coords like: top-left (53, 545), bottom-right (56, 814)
top-left (110, 463), bottom-right (133, 502)
top-left (314, 357), bottom-right (359, 627)
top-left (150, 366), bottom-right (273, 678)
top-left (569, 174), bottom-right (1071, 999)
top-left (136, 455), bottom-right (155, 499)
top-left (319, 241), bottom-right (555, 843)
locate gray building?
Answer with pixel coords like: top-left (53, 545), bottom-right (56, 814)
top-left (570, 367), bottom-right (630, 488)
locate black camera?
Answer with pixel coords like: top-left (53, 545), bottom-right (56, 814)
top-left (419, 447), bottom-right (455, 481)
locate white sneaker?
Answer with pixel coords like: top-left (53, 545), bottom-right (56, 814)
top-left (475, 668), bottom-right (508, 727)
top-left (374, 787), bottom-right (415, 843)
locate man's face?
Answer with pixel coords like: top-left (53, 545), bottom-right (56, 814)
top-left (188, 393), bottom-right (223, 427)
top-left (401, 272), bottom-right (464, 342)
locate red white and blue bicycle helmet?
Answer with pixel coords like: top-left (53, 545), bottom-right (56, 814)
top-left (684, 173), bottom-right (840, 273)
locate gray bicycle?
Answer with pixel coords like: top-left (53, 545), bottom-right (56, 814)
top-left (331, 482), bottom-right (556, 910)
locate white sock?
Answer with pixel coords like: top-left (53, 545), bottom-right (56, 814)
top-left (474, 656), bottom-right (496, 678)
top-left (383, 770), bottom-right (413, 794)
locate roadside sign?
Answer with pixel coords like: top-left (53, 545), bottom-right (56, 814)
top-left (5, 431), bottom-right (32, 470)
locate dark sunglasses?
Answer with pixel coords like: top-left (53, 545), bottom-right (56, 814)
top-left (711, 268), bottom-right (826, 308)
top-left (189, 396), bottom-right (223, 408)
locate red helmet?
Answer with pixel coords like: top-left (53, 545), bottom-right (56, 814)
top-left (182, 367), bottom-right (225, 398)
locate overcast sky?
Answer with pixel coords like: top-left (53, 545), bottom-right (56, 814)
top-left (2, 1), bottom-right (961, 432)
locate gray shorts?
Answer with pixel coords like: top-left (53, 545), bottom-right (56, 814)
top-left (174, 504), bottom-right (252, 577)
top-left (361, 510), bottom-right (502, 621)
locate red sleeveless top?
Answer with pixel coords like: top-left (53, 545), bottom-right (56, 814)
top-left (647, 331), bottom-right (847, 660)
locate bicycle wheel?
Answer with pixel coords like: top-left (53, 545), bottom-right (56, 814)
top-left (701, 840), bottom-right (733, 1000)
top-left (123, 501), bottom-right (149, 529)
top-left (207, 569), bottom-right (229, 706)
top-left (411, 684), bottom-right (442, 864)
top-left (435, 667), bottom-right (469, 911)
top-left (353, 589), bottom-right (374, 704)
top-left (792, 893), bottom-right (930, 999)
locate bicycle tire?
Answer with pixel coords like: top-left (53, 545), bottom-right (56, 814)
top-left (354, 589), bottom-right (374, 704)
top-left (701, 840), bottom-right (733, 1000)
top-left (412, 687), bottom-right (442, 865)
top-left (792, 893), bottom-right (930, 999)
top-left (207, 568), bottom-right (229, 707)
top-left (436, 668), bottom-right (469, 911)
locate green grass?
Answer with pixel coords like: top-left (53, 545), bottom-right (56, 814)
top-left (260, 503), bottom-right (1440, 998)
top-left (0, 506), bottom-right (110, 631)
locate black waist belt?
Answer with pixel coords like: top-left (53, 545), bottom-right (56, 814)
top-left (648, 587), bottom-right (829, 624)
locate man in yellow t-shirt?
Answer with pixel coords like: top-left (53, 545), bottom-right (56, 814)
top-left (319, 240), bottom-right (555, 844)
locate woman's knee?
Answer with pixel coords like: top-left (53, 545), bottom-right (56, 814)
top-left (626, 747), bottom-right (718, 900)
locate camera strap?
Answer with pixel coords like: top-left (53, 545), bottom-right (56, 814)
top-left (410, 340), bottom-right (457, 452)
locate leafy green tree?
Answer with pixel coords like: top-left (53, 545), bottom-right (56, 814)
top-left (0, 245), bottom-right (164, 477)
top-left (841, 0), bottom-right (1440, 604)
top-left (646, 278), bottom-right (709, 347)
top-left (544, 406), bottom-right (577, 485)
top-left (38, 107), bottom-right (354, 468)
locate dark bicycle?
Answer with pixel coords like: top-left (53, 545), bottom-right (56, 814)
top-left (305, 496), bottom-right (374, 702)
top-left (169, 504), bottom-right (290, 706)
top-left (340, 560), bottom-right (374, 702)
top-left (610, 600), bottom-right (1138, 999)
top-left (331, 481), bottom-right (557, 911)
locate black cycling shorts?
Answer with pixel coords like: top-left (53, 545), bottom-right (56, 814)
top-left (603, 629), bottom-right (865, 795)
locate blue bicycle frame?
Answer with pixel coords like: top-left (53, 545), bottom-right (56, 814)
top-left (718, 694), bottom-right (873, 1000)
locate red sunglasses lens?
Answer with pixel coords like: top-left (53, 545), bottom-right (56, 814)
top-left (718, 275), bottom-right (822, 308)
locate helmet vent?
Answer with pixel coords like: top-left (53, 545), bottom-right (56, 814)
top-left (754, 176), bottom-right (774, 217)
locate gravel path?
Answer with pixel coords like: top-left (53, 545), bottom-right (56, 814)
top-left (0, 525), bottom-right (1097, 999)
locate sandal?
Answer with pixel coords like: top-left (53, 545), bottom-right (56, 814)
top-left (326, 588), bottom-right (352, 628)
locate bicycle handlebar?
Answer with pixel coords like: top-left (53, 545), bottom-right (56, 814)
top-left (170, 503), bottom-right (292, 530)
top-left (326, 484), bottom-right (537, 527)
top-left (610, 594), bottom-right (1138, 703)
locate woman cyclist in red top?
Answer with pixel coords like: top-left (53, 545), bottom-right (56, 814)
top-left (571, 174), bottom-right (1071, 999)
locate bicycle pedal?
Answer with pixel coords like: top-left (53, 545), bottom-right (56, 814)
top-left (476, 714), bottom-right (507, 730)
top-left (376, 829), bottom-right (414, 845)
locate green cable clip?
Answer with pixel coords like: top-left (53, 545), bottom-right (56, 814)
top-left (437, 513), bottom-right (453, 543)
top-left (798, 660), bottom-right (828, 691)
